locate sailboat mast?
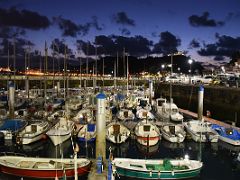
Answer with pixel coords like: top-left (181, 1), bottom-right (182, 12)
top-left (126, 52), bottom-right (129, 96)
top-left (64, 45), bottom-right (67, 101)
top-left (44, 41), bottom-right (48, 106)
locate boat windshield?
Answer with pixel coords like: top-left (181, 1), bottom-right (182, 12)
top-left (143, 125), bottom-right (151, 132)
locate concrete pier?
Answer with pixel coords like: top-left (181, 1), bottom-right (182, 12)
top-left (8, 81), bottom-right (15, 119)
top-left (198, 85), bottom-right (204, 121)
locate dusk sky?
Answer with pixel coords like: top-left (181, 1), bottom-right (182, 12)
top-left (1, 0), bottom-right (240, 67)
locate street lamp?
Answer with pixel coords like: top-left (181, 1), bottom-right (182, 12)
top-left (188, 59), bottom-right (193, 74)
top-left (161, 64), bottom-right (165, 69)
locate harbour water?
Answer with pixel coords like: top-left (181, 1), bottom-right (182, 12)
top-left (0, 135), bottom-right (239, 180)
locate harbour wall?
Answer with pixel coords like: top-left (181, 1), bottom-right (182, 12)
top-left (154, 83), bottom-right (240, 127)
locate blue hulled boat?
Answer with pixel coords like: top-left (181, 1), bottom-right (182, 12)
top-left (211, 124), bottom-right (240, 146)
top-left (0, 119), bottom-right (28, 140)
top-left (78, 123), bottom-right (96, 142)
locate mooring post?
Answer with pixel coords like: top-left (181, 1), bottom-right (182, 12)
top-left (8, 81), bottom-right (15, 119)
top-left (25, 78), bottom-right (29, 99)
top-left (198, 85), bottom-right (204, 121)
top-left (56, 81), bottom-right (60, 97)
top-left (96, 92), bottom-right (106, 162)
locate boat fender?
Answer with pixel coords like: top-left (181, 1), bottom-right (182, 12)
top-left (149, 170), bottom-right (152, 177)
top-left (171, 171), bottom-right (175, 176)
top-left (158, 171), bottom-right (161, 178)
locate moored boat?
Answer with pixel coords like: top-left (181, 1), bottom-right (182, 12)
top-left (161, 124), bottom-right (186, 143)
top-left (0, 155), bottom-right (91, 179)
top-left (78, 123), bottom-right (96, 142)
top-left (211, 124), bottom-right (240, 146)
top-left (135, 120), bottom-right (161, 146)
top-left (112, 158), bottom-right (202, 179)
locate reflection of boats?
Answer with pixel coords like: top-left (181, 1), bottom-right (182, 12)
top-left (161, 124), bottom-right (186, 143)
top-left (218, 140), bottom-right (240, 152)
top-left (135, 120), bottom-right (160, 146)
top-left (161, 140), bottom-right (185, 150)
top-left (112, 158), bottom-right (203, 179)
top-left (184, 120), bottom-right (219, 142)
top-left (136, 142), bottom-right (159, 156)
top-left (107, 141), bottom-right (129, 158)
top-left (46, 118), bottom-right (74, 146)
top-left (211, 124), bottom-right (240, 146)
top-left (0, 155), bottom-right (91, 179)
top-left (17, 120), bottom-right (50, 145)
top-left (106, 122), bottom-right (130, 144)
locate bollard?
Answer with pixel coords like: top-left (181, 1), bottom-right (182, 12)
top-left (97, 156), bottom-right (103, 174)
top-left (8, 81), bottom-right (15, 119)
top-left (198, 85), bottom-right (204, 121)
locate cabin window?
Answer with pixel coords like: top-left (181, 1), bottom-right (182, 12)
top-left (130, 164), bottom-right (143, 168)
top-left (144, 125), bottom-right (151, 132)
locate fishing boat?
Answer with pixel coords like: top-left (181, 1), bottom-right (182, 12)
top-left (184, 120), bottom-right (219, 143)
top-left (153, 97), bottom-right (166, 113)
top-left (211, 124), bottom-right (240, 146)
top-left (112, 157), bottom-right (202, 179)
top-left (78, 123), bottom-right (96, 142)
top-left (73, 108), bottom-right (94, 124)
top-left (0, 155), bottom-right (91, 179)
top-left (161, 124), bottom-right (186, 143)
top-left (0, 119), bottom-right (28, 140)
top-left (16, 120), bottom-right (50, 145)
top-left (46, 117), bottom-right (75, 146)
top-left (135, 120), bottom-right (161, 146)
top-left (106, 122), bottom-right (130, 144)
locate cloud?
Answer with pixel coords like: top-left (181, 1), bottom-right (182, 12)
top-left (189, 39), bottom-right (200, 48)
top-left (77, 35), bottom-right (152, 56)
top-left (197, 34), bottom-right (240, 61)
top-left (50, 38), bottom-right (73, 55)
top-left (0, 7), bottom-right (50, 30)
top-left (54, 16), bottom-right (103, 37)
top-left (214, 55), bottom-right (225, 61)
top-left (76, 40), bottom-right (95, 55)
top-left (113, 12), bottom-right (135, 26)
top-left (0, 26), bottom-right (25, 38)
top-left (153, 31), bottom-right (181, 55)
top-left (120, 28), bottom-right (131, 36)
top-left (189, 12), bottom-right (224, 27)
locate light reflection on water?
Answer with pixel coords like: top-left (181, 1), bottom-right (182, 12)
top-left (0, 138), bottom-right (240, 180)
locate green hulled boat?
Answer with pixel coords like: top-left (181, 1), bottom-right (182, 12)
top-left (112, 158), bottom-right (202, 179)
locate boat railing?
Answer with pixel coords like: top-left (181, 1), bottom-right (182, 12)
top-left (0, 151), bottom-right (26, 157)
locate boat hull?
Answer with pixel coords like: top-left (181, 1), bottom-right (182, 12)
top-left (0, 162), bottom-right (91, 179)
top-left (48, 133), bottom-right (72, 146)
top-left (115, 166), bottom-right (201, 179)
top-left (136, 136), bottom-right (160, 146)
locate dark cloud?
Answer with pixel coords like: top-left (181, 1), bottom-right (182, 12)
top-left (153, 31), bottom-right (181, 55)
top-left (91, 16), bottom-right (103, 31)
top-left (120, 28), bottom-right (131, 36)
top-left (198, 34), bottom-right (240, 61)
top-left (77, 35), bottom-right (152, 56)
top-left (214, 55), bottom-right (225, 61)
top-left (53, 16), bottom-right (86, 37)
top-left (0, 37), bottom-right (34, 56)
top-left (189, 39), bottom-right (200, 48)
top-left (54, 16), bottom-right (103, 37)
top-left (50, 38), bottom-right (73, 55)
top-left (94, 35), bottom-right (115, 55)
top-left (0, 26), bottom-right (26, 38)
top-left (189, 12), bottom-right (224, 27)
top-left (76, 40), bottom-right (95, 55)
top-left (0, 7), bottom-right (50, 30)
top-left (113, 12), bottom-right (135, 26)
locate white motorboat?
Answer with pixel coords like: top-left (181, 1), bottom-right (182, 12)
top-left (46, 117), bottom-right (75, 146)
top-left (136, 108), bottom-right (155, 120)
top-left (157, 102), bottom-right (183, 122)
top-left (117, 109), bottom-right (135, 121)
top-left (184, 120), bottom-right (219, 143)
top-left (161, 124), bottom-right (186, 143)
top-left (16, 120), bottom-right (50, 145)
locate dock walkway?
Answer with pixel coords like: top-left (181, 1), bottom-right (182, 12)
top-left (179, 108), bottom-right (240, 131)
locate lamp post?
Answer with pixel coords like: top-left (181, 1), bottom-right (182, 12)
top-left (188, 59), bottom-right (193, 74)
